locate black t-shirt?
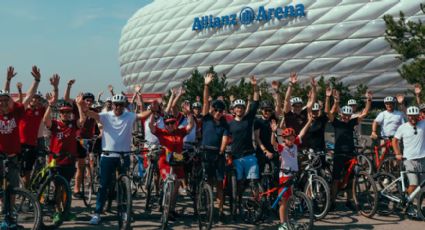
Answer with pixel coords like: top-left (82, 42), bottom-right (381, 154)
top-left (254, 117), bottom-right (275, 153)
top-left (284, 109), bottom-right (308, 135)
top-left (332, 118), bottom-right (358, 154)
top-left (304, 115), bottom-right (328, 151)
top-left (201, 114), bottom-right (229, 149)
top-left (229, 101), bottom-right (259, 159)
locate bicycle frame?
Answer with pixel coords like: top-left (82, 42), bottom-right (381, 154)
top-left (339, 157), bottom-right (358, 189)
top-left (372, 138), bottom-right (393, 169)
top-left (380, 171), bottom-right (425, 204)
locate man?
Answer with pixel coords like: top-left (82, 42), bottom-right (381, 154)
top-left (370, 96), bottom-right (405, 139)
top-left (85, 93), bottom-right (150, 225)
top-left (201, 73), bottom-right (229, 219)
top-left (393, 106), bottom-right (425, 217)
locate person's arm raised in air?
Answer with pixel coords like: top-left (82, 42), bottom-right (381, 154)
top-left (75, 93), bottom-right (87, 128)
top-left (4, 66), bottom-right (17, 92)
top-left (43, 93), bottom-right (56, 129)
top-left (164, 88), bottom-right (176, 114)
top-left (202, 73), bottom-right (214, 116)
top-left (306, 77), bottom-right (317, 112)
top-left (64, 79), bottom-right (75, 103)
top-left (358, 91), bottom-right (373, 122)
top-left (283, 72), bottom-right (297, 114)
top-left (298, 112), bottom-right (313, 139)
top-left (16, 82), bottom-right (23, 103)
top-left (23, 66), bottom-right (42, 108)
top-left (327, 90), bottom-right (340, 122)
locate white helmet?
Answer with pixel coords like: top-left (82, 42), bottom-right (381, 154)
top-left (34, 91), bottom-right (43, 98)
top-left (106, 97), bottom-right (112, 102)
top-left (341, 106), bottom-right (353, 115)
top-left (290, 97), bottom-right (303, 105)
top-left (384, 96), bottom-right (394, 103)
top-left (406, 106), bottom-right (420, 115)
top-left (347, 99), bottom-right (357, 106)
top-left (111, 94), bottom-right (126, 103)
top-left (233, 99), bottom-right (246, 108)
top-left (312, 103), bottom-right (320, 111)
top-left (0, 90), bottom-right (10, 97)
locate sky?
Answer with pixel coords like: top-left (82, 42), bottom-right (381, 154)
top-left (0, 0), bottom-right (152, 98)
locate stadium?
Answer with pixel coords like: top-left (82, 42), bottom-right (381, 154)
top-left (119, 0), bottom-right (424, 99)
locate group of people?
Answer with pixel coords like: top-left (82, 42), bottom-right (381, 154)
top-left (0, 66), bottom-right (424, 229)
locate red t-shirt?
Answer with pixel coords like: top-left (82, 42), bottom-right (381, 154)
top-left (19, 106), bottom-right (46, 146)
top-left (49, 120), bottom-right (78, 165)
top-left (154, 127), bottom-right (188, 155)
top-left (0, 102), bottom-right (25, 155)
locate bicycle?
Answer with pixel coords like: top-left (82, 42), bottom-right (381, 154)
top-left (370, 136), bottom-right (399, 174)
top-left (245, 168), bottom-right (314, 229)
top-left (223, 152), bottom-right (238, 221)
top-left (333, 154), bottom-right (378, 218)
top-left (129, 134), bottom-right (146, 198)
top-left (0, 153), bottom-right (41, 230)
top-left (102, 151), bottom-right (133, 230)
top-left (77, 136), bottom-right (99, 208)
top-left (141, 144), bottom-right (162, 212)
top-left (374, 158), bottom-right (425, 219)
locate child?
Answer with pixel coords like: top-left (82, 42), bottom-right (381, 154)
top-left (271, 115), bottom-right (312, 230)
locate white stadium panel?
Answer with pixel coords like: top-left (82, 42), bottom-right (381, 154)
top-left (119, 0), bottom-right (425, 97)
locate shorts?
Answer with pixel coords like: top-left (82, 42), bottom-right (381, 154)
top-left (279, 176), bottom-right (293, 200)
top-left (233, 154), bottom-right (259, 180)
top-left (0, 156), bottom-right (20, 188)
top-left (332, 154), bottom-right (355, 181)
top-left (404, 158), bottom-right (425, 186)
top-left (158, 154), bottom-right (185, 181)
top-left (76, 140), bottom-right (88, 159)
top-left (20, 144), bottom-right (37, 172)
top-left (203, 151), bottom-right (225, 181)
top-left (56, 165), bottom-right (76, 183)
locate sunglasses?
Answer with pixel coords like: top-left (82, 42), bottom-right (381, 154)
top-left (214, 108), bottom-right (224, 113)
top-left (414, 126), bottom-right (417, 135)
top-left (263, 109), bottom-right (273, 113)
top-left (165, 121), bottom-right (176, 125)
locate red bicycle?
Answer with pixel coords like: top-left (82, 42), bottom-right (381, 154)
top-left (370, 137), bottom-right (399, 174)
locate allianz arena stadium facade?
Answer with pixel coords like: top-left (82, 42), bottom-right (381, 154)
top-left (119, 0), bottom-right (425, 98)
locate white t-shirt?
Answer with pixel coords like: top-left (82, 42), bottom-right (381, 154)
top-left (278, 136), bottom-right (301, 177)
top-left (394, 120), bottom-right (425, 160)
top-left (374, 110), bottom-right (405, 137)
top-left (178, 115), bottom-right (197, 144)
top-left (144, 115), bottom-right (164, 145)
top-left (99, 111), bottom-right (136, 153)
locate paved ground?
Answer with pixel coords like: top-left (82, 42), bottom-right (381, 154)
top-left (60, 191), bottom-right (424, 230)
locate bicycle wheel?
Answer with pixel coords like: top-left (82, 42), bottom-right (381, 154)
top-left (2, 187), bottom-right (42, 230)
top-left (144, 164), bottom-right (154, 211)
top-left (242, 180), bottom-right (263, 224)
top-left (357, 154), bottom-right (373, 175)
top-left (82, 166), bottom-right (95, 208)
top-left (373, 172), bottom-right (399, 215)
top-left (117, 175), bottom-right (132, 230)
top-left (304, 175), bottom-right (331, 220)
top-left (37, 174), bottom-right (71, 228)
top-left (286, 191), bottom-right (314, 230)
top-left (378, 157), bottom-right (399, 175)
top-left (161, 180), bottom-right (174, 230)
top-left (228, 172), bottom-right (238, 221)
top-left (417, 188), bottom-right (425, 220)
top-left (196, 182), bottom-right (213, 230)
top-left (352, 171), bottom-right (378, 218)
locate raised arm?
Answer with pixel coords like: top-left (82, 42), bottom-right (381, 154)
top-left (298, 112), bottom-right (313, 139)
top-left (271, 81), bottom-right (282, 116)
top-left (43, 93), bottom-right (56, 129)
top-left (324, 86), bottom-right (332, 115)
top-left (97, 91), bottom-right (104, 103)
top-left (4, 66), bottom-right (17, 92)
top-left (396, 94), bottom-right (406, 113)
top-left (171, 87), bottom-right (185, 116)
top-left (327, 90), bottom-right (340, 122)
top-left (306, 77), bottom-right (317, 111)
top-left (185, 114), bottom-right (194, 133)
top-left (271, 119), bottom-right (279, 149)
top-left (75, 94), bottom-right (87, 128)
top-left (23, 66), bottom-right (41, 107)
top-left (415, 84), bottom-right (421, 105)
top-left (164, 88), bottom-right (176, 114)
top-left (50, 74), bottom-right (60, 103)
top-left (136, 96), bottom-right (153, 120)
top-left (64, 79), bottom-right (75, 103)
top-left (284, 72), bottom-right (297, 113)
top-left (148, 113), bottom-right (157, 134)
top-left (16, 82), bottom-right (23, 103)
top-left (251, 76), bottom-right (259, 102)
top-left (202, 73), bottom-right (214, 116)
top-left (108, 85), bottom-right (115, 96)
top-left (358, 91), bottom-right (373, 121)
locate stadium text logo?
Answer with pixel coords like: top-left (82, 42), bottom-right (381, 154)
top-left (192, 4), bottom-right (305, 31)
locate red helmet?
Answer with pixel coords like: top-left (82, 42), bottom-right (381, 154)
top-left (282, 128), bottom-right (296, 137)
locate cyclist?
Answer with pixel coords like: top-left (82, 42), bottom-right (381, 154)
top-left (326, 90), bottom-right (372, 209)
top-left (149, 113), bottom-right (194, 221)
top-left (43, 92), bottom-right (86, 223)
top-left (201, 73), bottom-right (229, 219)
top-left (393, 106), bottom-right (425, 216)
top-left (84, 93), bottom-right (150, 225)
top-left (271, 115), bottom-right (313, 230)
top-left (102, 97), bottom-right (112, 112)
top-left (370, 96), bottom-right (405, 140)
top-left (192, 101), bottom-right (203, 143)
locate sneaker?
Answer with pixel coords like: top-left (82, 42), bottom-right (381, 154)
top-left (278, 222), bottom-right (288, 230)
top-left (52, 212), bottom-right (62, 225)
top-left (89, 214), bottom-right (101, 225)
top-left (406, 205), bottom-right (418, 219)
top-left (72, 192), bottom-right (84, 199)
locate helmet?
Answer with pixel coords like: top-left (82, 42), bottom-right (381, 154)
top-left (282, 128), bottom-right (296, 137)
top-left (192, 102), bottom-right (202, 109)
top-left (233, 99), bottom-right (246, 108)
top-left (384, 96), bottom-right (394, 103)
top-left (82, 92), bottom-right (95, 101)
top-left (290, 97), bottom-right (303, 105)
top-left (312, 103), bottom-right (320, 111)
top-left (419, 103), bottom-right (425, 111)
top-left (260, 100), bottom-right (273, 109)
top-left (91, 102), bottom-right (103, 109)
top-left (406, 106), bottom-right (420, 115)
top-left (0, 90), bottom-right (10, 97)
top-left (106, 97), bottom-right (112, 102)
top-left (212, 100), bottom-right (226, 110)
top-left (58, 101), bottom-right (73, 112)
top-left (111, 94), bottom-right (126, 103)
top-left (163, 114), bottom-right (177, 123)
top-left (34, 91), bottom-right (43, 98)
top-left (347, 99), bottom-right (357, 106)
top-left (341, 106), bottom-right (353, 115)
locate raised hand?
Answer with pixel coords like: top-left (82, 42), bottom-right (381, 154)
top-left (7, 66), bottom-right (17, 81)
top-left (171, 88), bottom-right (177, 96)
top-left (325, 86), bottom-right (332, 97)
top-left (396, 93), bottom-right (404, 104)
top-left (108, 84), bottom-right (114, 92)
top-left (134, 85), bottom-right (142, 93)
top-left (365, 91), bottom-right (373, 100)
top-left (16, 82), bottom-right (22, 91)
top-left (31, 66), bottom-right (41, 81)
top-left (332, 89), bottom-right (340, 101)
top-left (76, 93), bottom-right (85, 106)
top-left (98, 91), bottom-right (104, 98)
top-left (289, 72), bottom-right (298, 84)
top-left (68, 79), bottom-right (76, 86)
top-left (271, 119), bottom-right (278, 132)
top-left (196, 95), bottom-right (201, 102)
top-left (271, 80), bottom-right (279, 92)
top-left (415, 84), bottom-right (421, 95)
top-left (250, 75), bottom-right (257, 86)
top-left (229, 95), bottom-right (235, 102)
top-left (45, 92), bottom-right (56, 105)
top-left (177, 86), bottom-right (186, 96)
top-left (310, 77), bottom-right (317, 87)
top-left (204, 73), bottom-right (214, 85)
top-left (50, 74), bottom-right (60, 87)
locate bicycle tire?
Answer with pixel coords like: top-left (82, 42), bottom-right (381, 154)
top-left (230, 172), bottom-right (238, 220)
top-left (82, 165), bottom-right (95, 208)
top-left (373, 172), bottom-right (399, 215)
top-left (378, 157), bottom-right (399, 175)
top-left (352, 171), bottom-right (378, 218)
top-left (37, 174), bottom-right (71, 228)
top-left (242, 180), bottom-right (263, 224)
top-left (144, 164), bottom-right (154, 211)
top-left (130, 164), bottom-right (140, 198)
top-left (196, 182), bottom-right (214, 230)
top-left (117, 175), bottom-right (132, 230)
top-left (161, 180), bottom-right (174, 230)
top-left (4, 187), bottom-right (42, 230)
top-left (285, 191), bottom-right (314, 230)
top-left (304, 175), bottom-right (331, 220)
top-left (357, 154), bottom-right (373, 175)
top-left (417, 188), bottom-right (425, 220)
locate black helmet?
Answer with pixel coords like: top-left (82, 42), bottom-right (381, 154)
top-left (82, 92), bottom-right (95, 100)
top-left (211, 100), bottom-right (225, 110)
top-left (260, 100), bottom-right (274, 109)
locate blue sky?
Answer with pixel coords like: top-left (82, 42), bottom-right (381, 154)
top-left (0, 0), bottom-right (152, 97)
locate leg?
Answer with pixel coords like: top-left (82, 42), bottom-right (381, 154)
top-left (95, 157), bottom-right (118, 214)
top-left (74, 158), bottom-right (85, 194)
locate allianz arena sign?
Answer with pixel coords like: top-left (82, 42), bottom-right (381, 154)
top-left (192, 4), bottom-right (305, 31)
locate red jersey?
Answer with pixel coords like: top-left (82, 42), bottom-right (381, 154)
top-left (19, 106), bottom-right (46, 146)
top-left (49, 120), bottom-right (78, 165)
top-left (154, 127), bottom-right (188, 155)
top-left (0, 102), bottom-right (25, 155)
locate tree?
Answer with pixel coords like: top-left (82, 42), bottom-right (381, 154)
top-left (384, 3), bottom-right (425, 99)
